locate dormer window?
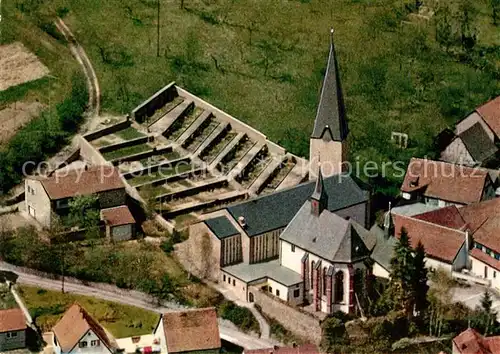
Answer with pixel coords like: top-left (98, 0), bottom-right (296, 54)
top-left (409, 177), bottom-right (419, 188)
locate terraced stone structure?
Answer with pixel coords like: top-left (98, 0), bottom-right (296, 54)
top-left (80, 83), bottom-right (307, 229)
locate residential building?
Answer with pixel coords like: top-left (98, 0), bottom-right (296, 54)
top-left (452, 328), bottom-right (500, 354)
top-left (25, 165), bottom-right (135, 240)
top-left (309, 29), bottom-right (349, 179)
top-left (52, 303), bottom-right (118, 354)
top-left (244, 344), bottom-right (320, 354)
top-left (0, 308), bottom-right (27, 352)
top-left (153, 308), bottom-right (221, 354)
top-left (400, 158), bottom-right (496, 206)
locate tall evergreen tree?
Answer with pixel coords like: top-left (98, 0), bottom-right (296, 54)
top-left (413, 241), bottom-right (429, 315)
top-left (389, 228), bottom-right (416, 316)
top-left (480, 290), bottom-right (497, 335)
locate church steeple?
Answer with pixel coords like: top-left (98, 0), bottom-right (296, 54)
top-left (311, 164), bottom-right (328, 216)
top-left (311, 28), bottom-right (349, 142)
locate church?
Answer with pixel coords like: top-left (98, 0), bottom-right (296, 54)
top-left (183, 30), bottom-right (377, 316)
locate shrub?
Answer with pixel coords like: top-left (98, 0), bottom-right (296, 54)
top-left (217, 300), bottom-right (260, 333)
top-left (56, 7), bottom-right (70, 18)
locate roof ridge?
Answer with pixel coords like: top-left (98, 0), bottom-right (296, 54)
top-left (397, 213), bottom-right (466, 235)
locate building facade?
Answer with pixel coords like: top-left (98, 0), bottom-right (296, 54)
top-left (0, 308), bottom-right (26, 352)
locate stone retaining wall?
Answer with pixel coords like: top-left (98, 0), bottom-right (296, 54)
top-left (98, 135), bottom-right (154, 154)
top-left (78, 136), bottom-right (110, 166)
top-left (83, 120), bottom-right (131, 142)
top-left (110, 145), bottom-right (172, 165)
top-left (251, 286), bottom-right (323, 344)
top-left (132, 82), bottom-right (177, 123)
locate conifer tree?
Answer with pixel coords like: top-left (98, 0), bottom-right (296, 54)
top-left (480, 290), bottom-right (497, 335)
top-left (413, 241), bottom-right (429, 315)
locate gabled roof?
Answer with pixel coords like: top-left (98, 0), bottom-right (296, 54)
top-left (401, 158), bottom-right (489, 205)
top-left (311, 29), bottom-right (349, 141)
top-left (459, 123), bottom-right (498, 162)
top-left (413, 205), bottom-right (467, 229)
top-left (280, 201), bottom-right (372, 263)
top-left (245, 344), bottom-right (320, 354)
top-left (453, 328), bottom-right (500, 354)
top-left (101, 206), bottom-right (135, 226)
top-left (226, 174), bottom-right (369, 237)
top-left (160, 308), bottom-right (221, 354)
top-left (0, 308), bottom-right (26, 333)
top-left (459, 197), bottom-right (500, 233)
top-left (52, 303), bottom-right (116, 353)
top-left (470, 248), bottom-right (500, 272)
top-left (393, 213), bottom-right (465, 263)
top-left (32, 165), bottom-right (124, 200)
top-left (205, 215), bottom-right (239, 239)
top-left (477, 96), bottom-right (500, 138)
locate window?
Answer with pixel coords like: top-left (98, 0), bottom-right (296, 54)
top-left (495, 271), bottom-right (497, 279)
top-left (56, 199), bottom-right (69, 209)
top-left (276, 289), bottom-right (280, 297)
top-left (91, 340), bottom-right (100, 347)
top-left (233, 279), bottom-right (236, 286)
top-left (310, 261), bottom-right (315, 286)
top-left (228, 277), bottom-right (231, 284)
top-left (291, 244), bottom-right (295, 252)
top-left (485, 266), bottom-right (488, 279)
top-left (6, 332), bottom-right (18, 339)
top-left (223, 275), bottom-right (226, 282)
top-left (334, 271), bottom-right (344, 303)
top-left (269, 286), bottom-right (272, 293)
top-left (322, 267), bottom-right (327, 296)
top-left (79, 341), bottom-right (88, 348)
top-left (293, 289), bottom-right (300, 298)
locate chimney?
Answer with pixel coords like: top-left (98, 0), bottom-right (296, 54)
top-left (84, 164), bottom-right (89, 171)
top-left (238, 216), bottom-right (246, 228)
top-left (383, 202), bottom-right (392, 238)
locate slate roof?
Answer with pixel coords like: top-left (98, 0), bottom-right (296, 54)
top-left (279, 202), bottom-right (372, 263)
top-left (226, 174), bottom-right (369, 237)
top-left (53, 303), bottom-right (116, 353)
top-left (0, 308), bottom-right (26, 333)
top-left (311, 30), bottom-right (349, 141)
top-left (101, 206), bottom-right (135, 226)
top-left (459, 122), bottom-right (498, 162)
top-left (34, 165), bottom-right (124, 200)
top-left (205, 216), bottom-right (239, 239)
top-left (223, 259), bottom-right (302, 286)
top-left (401, 158), bottom-right (489, 205)
top-left (159, 308), bottom-right (221, 354)
top-left (477, 95), bottom-right (500, 138)
top-left (370, 225), bottom-right (397, 272)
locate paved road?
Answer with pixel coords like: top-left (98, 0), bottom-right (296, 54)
top-left (0, 263), bottom-right (276, 350)
top-left (452, 283), bottom-right (500, 321)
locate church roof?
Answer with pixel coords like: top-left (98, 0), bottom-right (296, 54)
top-left (279, 201), bottom-right (372, 263)
top-left (226, 174), bottom-right (369, 237)
top-left (311, 29), bottom-right (349, 141)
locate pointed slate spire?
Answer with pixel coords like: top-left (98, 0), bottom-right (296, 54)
top-left (311, 163), bottom-right (328, 216)
top-left (311, 28), bottom-right (349, 141)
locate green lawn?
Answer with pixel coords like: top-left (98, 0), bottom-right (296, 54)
top-left (129, 163), bottom-right (194, 186)
top-left (18, 285), bottom-right (159, 338)
top-left (114, 126), bottom-right (146, 140)
top-left (102, 143), bottom-right (152, 160)
top-left (6, 0), bottom-right (500, 195)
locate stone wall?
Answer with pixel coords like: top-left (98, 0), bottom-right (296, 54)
top-left (132, 82), bottom-right (177, 123)
top-left (252, 286), bottom-right (322, 344)
top-left (78, 136), bottom-right (110, 166)
top-left (83, 120), bottom-right (131, 142)
top-left (98, 135), bottom-right (154, 154)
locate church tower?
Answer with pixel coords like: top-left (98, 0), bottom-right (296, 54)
top-left (309, 29), bottom-right (349, 180)
top-left (311, 164), bottom-right (328, 216)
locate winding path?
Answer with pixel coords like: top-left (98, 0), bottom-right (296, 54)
top-left (0, 261), bottom-right (276, 350)
top-left (54, 17), bottom-right (100, 116)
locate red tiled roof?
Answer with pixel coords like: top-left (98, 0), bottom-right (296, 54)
top-left (470, 248), bottom-right (500, 272)
top-left (101, 206), bottom-right (135, 226)
top-left (161, 308), bottom-right (221, 353)
top-left (414, 205), bottom-right (467, 229)
top-left (393, 214), bottom-right (465, 263)
top-left (35, 166), bottom-right (124, 200)
top-left (53, 304), bottom-right (116, 353)
top-left (459, 198), bottom-right (500, 233)
top-left (401, 158), bottom-right (488, 204)
top-left (245, 344), bottom-right (321, 354)
top-left (477, 96), bottom-right (500, 138)
top-left (453, 328), bottom-right (500, 354)
top-left (0, 308), bottom-right (26, 333)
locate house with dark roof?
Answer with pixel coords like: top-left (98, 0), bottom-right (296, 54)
top-left (400, 158), bottom-right (496, 207)
top-left (52, 303), bottom-right (118, 354)
top-left (441, 96), bottom-right (500, 167)
top-left (153, 308), bottom-right (221, 354)
top-left (25, 165), bottom-right (136, 241)
top-left (0, 308), bottom-right (27, 352)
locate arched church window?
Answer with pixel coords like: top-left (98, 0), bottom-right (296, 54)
top-left (311, 261), bottom-right (315, 286)
top-left (334, 271), bottom-right (344, 303)
top-left (323, 267), bottom-right (327, 296)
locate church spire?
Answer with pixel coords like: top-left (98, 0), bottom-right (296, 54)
top-left (311, 163), bottom-right (328, 216)
top-left (311, 28), bottom-right (349, 141)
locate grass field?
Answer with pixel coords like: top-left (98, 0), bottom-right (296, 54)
top-left (18, 285), bottom-right (159, 338)
top-left (3, 0), bottom-right (500, 196)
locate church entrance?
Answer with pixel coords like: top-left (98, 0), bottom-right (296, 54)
top-left (249, 292), bottom-right (254, 303)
